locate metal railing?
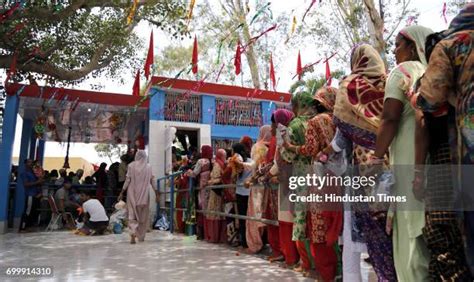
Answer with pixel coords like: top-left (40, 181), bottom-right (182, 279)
top-left (158, 173), bottom-right (278, 235)
top-left (156, 171), bottom-right (185, 233)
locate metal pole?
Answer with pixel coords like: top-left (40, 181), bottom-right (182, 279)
top-left (188, 177), bottom-right (194, 236)
top-left (156, 179), bottom-right (160, 220)
top-left (169, 176), bottom-right (174, 234)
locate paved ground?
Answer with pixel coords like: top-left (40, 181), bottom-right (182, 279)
top-left (0, 231), bottom-right (374, 281)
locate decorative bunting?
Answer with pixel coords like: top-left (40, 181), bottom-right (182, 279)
top-left (192, 35), bottom-right (198, 74)
top-left (215, 63), bottom-right (225, 82)
top-left (302, 0), bottom-right (317, 23)
top-left (186, 0), bottom-right (196, 23)
top-left (442, 2), bottom-right (447, 24)
top-left (0, 2), bottom-right (20, 23)
top-left (4, 52), bottom-right (17, 86)
top-left (244, 24), bottom-right (277, 49)
top-left (6, 21), bottom-right (26, 38)
top-left (297, 50), bottom-right (302, 81)
top-left (234, 40), bottom-right (242, 75)
top-left (291, 16), bottom-right (297, 35)
top-left (250, 2), bottom-right (271, 25)
top-left (127, 0), bottom-right (139, 25)
top-left (269, 53), bottom-right (276, 91)
top-left (132, 70), bottom-right (140, 97)
top-left (144, 31), bottom-right (154, 80)
top-left (325, 58), bottom-right (332, 86)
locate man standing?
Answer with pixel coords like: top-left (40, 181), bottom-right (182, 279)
top-left (19, 159), bottom-right (44, 232)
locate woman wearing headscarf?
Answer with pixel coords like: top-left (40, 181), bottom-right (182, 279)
top-left (186, 145), bottom-right (213, 240)
top-left (328, 43), bottom-right (396, 281)
top-left (280, 92), bottom-right (316, 276)
top-left (240, 136), bottom-right (253, 159)
top-left (206, 148), bottom-right (228, 243)
top-left (118, 150), bottom-right (159, 244)
top-left (245, 125), bottom-right (273, 253)
top-left (284, 86), bottom-right (342, 281)
top-left (262, 121), bottom-right (283, 262)
top-left (372, 26), bottom-right (433, 281)
top-left (416, 3), bottom-right (474, 278)
top-left (270, 109), bottom-right (298, 267)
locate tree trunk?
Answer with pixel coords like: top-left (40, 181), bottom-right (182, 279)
top-left (234, 0), bottom-right (261, 89)
top-left (363, 0), bottom-right (387, 65)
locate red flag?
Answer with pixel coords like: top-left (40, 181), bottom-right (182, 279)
top-left (192, 35), bottom-right (198, 74)
top-left (297, 51), bottom-right (302, 80)
top-left (269, 53), bottom-right (276, 91)
top-left (144, 30), bottom-right (154, 80)
top-left (325, 59), bottom-right (332, 86)
top-left (234, 40), bottom-right (241, 75)
top-left (132, 70), bottom-right (140, 97)
top-left (442, 2), bottom-right (447, 24)
top-left (5, 52), bottom-right (17, 85)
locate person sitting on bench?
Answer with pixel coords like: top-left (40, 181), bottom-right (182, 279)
top-left (55, 177), bottom-right (80, 227)
top-left (80, 190), bottom-right (109, 235)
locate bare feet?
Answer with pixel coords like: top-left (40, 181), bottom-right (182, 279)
top-left (268, 255), bottom-right (284, 262)
top-left (130, 234), bottom-right (136, 244)
top-left (293, 265), bottom-right (305, 273)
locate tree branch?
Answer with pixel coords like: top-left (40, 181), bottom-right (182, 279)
top-left (385, 0), bottom-right (411, 42)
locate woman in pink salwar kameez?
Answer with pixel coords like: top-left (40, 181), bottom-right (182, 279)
top-left (118, 150), bottom-right (159, 244)
top-left (245, 125), bottom-right (273, 253)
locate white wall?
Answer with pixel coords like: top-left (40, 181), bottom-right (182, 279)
top-left (148, 120), bottom-right (211, 180)
top-left (149, 120), bottom-right (211, 209)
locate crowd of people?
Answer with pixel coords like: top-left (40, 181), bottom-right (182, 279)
top-left (167, 5), bottom-right (473, 282)
top-left (10, 3), bottom-right (473, 281)
top-left (17, 148), bottom-right (139, 234)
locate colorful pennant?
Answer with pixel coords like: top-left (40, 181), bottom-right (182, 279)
top-left (192, 35), bottom-right (198, 74)
top-left (144, 31), bottom-right (154, 80)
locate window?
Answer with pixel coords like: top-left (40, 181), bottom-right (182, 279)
top-left (164, 92), bottom-right (201, 123)
top-left (215, 98), bottom-right (262, 127)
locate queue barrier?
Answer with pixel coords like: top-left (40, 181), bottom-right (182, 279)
top-left (158, 172), bottom-right (278, 235)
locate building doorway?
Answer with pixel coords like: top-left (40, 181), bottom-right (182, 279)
top-left (174, 129), bottom-right (199, 157)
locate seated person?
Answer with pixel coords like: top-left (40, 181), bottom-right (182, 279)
top-left (79, 190), bottom-right (109, 235)
top-left (54, 178), bottom-right (80, 228)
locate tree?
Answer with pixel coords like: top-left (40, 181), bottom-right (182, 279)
top-left (94, 143), bottom-right (127, 163)
top-left (289, 70), bottom-right (346, 95)
top-left (294, 0), bottom-right (419, 68)
top-left (161, 0), bottom-right (289, 90)
top-left (0, 0), bottom-right (188, 86)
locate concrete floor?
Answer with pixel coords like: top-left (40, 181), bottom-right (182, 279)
top-left (0, 231), bottom-right (375, 282)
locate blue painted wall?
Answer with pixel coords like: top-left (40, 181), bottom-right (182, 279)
top-left (148, 89), bottom-right (281, 141)
top-left (15, 119), bottom-right (34, 218)
top-left (0, 94), bottom-right (19, 226)
top-left (149, 88), bottom-right (165, 121)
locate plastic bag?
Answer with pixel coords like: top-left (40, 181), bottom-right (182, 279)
top-left (154, 212), bottom-right (170, 231)
top-left (372, 171), bottom-right (395, 197)
top-left (325, 149), bottom-right (348, 176)
top-left (113, 222), bottom-right (123, 234)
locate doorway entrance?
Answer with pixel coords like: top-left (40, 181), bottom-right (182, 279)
top-left (174, 129), bottom-right (199, 157)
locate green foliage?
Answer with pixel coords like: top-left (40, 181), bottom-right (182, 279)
top-left (293, 0), bottom-right (419, 69)
top-left (289, 70), bottom-right (346, 95)
top-left (94, 143), bottom-right (127, 163)
top-left (0, 0), bottom-right (188, 86)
